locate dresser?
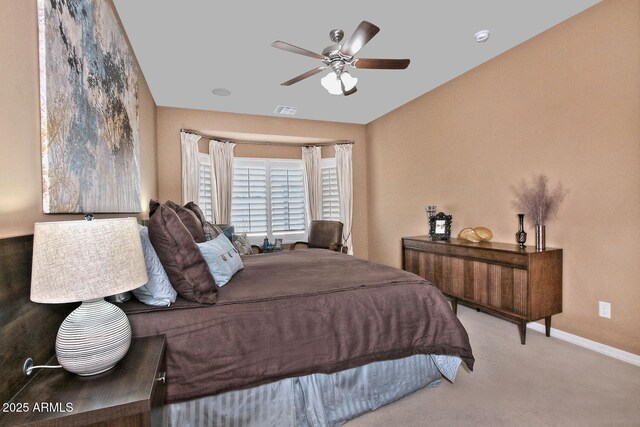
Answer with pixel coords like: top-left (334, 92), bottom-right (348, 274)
top-left (402, 237), bottom-right (562, 344)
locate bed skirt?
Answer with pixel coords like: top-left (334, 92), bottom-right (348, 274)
top-left (163, 354), bottom-right (461, 427)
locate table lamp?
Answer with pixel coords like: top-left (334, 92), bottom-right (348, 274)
top-left (30, 217), bottom-right (148, 376)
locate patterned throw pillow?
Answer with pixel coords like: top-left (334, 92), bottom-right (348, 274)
top-left (205, 222), bottom-right (224, 241)
top-left (232, 233), bottom-right (253, 255)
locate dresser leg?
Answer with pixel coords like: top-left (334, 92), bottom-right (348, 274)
top-left (451, 298), bottom-right (458, 314)
top-left (545, 316), bottom-right (552, 337)
top-left (518, 321), bottom-right (527, 345)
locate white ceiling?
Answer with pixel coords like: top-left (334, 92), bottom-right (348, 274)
top-left (113, 0), bottom-right (600, 125)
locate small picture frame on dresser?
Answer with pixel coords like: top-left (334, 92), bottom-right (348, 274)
top-left (429, 212), bottom-right (452, 240)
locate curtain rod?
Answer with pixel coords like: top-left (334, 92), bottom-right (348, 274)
top-left (180, 129), bottom-right (354, 147)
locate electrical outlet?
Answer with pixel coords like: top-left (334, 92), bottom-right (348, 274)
top-left (599, 301), bottom-right (611, 319)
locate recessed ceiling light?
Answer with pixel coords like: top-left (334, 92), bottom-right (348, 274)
top-left (212, 88), bottom-right (231, 96)
top-left (274, 105), bottom-right (297, 116)
top-left (474, 30), bottom-right (490, 43)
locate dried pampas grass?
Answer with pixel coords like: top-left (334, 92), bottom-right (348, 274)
top-left (511, 175), bottom-right (567, 225)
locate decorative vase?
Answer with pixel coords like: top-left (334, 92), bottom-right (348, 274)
top-left (515, 214), bottom-right (527, 248)
top-left (535, 224), bottom-right (546, 251)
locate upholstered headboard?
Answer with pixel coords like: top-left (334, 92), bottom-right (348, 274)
top-left (0, 235), bottom-right (76, 402)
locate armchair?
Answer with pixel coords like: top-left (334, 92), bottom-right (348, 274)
top-left (292, 220), bottom-right (345, 252)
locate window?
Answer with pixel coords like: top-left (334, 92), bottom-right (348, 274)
top-left (231, 158), bottom-right (306, 243)
top-left (321, 158), bottom-right (340, 221)
top-left (198, 153), bottom-right (213, 221)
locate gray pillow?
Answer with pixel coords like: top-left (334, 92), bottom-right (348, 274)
top-left (133, 225), bottom-right (178, 306)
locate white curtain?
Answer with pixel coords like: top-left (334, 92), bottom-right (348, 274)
top-left (335, 144), bottom-right (353, 255)
top-left (180, 132), bottom-right (201, 205)
top-left (302, 146), bottom-right (322, 224)
top-left (209, 139), bottom-right (236, 224)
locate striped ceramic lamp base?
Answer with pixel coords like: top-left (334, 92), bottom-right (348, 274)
top-left (56, 298), bottom-right (132, 376)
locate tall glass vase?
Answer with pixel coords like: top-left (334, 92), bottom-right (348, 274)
top-left (515, 214), bottom-right (527, 248)
top-left (535, 224), bottom-right (546, 251)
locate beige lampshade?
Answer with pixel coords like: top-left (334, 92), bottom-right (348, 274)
top-left (31, 217), bottom-right (148, 303)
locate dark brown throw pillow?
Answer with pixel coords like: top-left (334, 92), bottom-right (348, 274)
top-left (184, 201), bottom-right (207, 223)
top-left (184, 201), bottom-right (223, 241)
top-left (165, 200), bottom-right (206, 243)
top-left (149, 199), bottom-right (161, 217)
top-left (148, 204), bottom-right (217, 304)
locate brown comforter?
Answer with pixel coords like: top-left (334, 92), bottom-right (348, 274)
top-left (123, 249), bottom-right (474, 403)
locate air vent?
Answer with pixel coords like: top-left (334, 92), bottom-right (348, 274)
top-left (274, 105), bottom-right (297, 116)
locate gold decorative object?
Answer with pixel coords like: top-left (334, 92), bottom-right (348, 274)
top-left (458, 227), bottom-right (493, 242)
top-left (458, 228), bottom-right (482, 242)
top-left (474, 227), bottom-right (493, 241)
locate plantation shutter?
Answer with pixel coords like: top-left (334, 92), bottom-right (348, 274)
top-left (321, 166), bottom-right (340, 221)
top-left (198, 155), bottom-right (213, 221)
top-left (231, 164), bottom-right (268, 233)
top-left (271, 167), bottom-right (306, 232)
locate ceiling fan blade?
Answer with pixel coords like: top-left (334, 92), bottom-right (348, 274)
top-left (340, 21), bottom-right (380, 57)
top-left (271, 41), bottom-right (326, 60)
top-left (352, 58), bottom-right (410, 69)
top-left (281, 66), bottom-right (326, 86)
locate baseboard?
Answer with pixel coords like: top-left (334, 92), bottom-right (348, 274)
top-left (527, 322), bottom-right (640, 367)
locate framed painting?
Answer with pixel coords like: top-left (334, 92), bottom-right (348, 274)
top-left (38, 0), bottom-right (141, 213)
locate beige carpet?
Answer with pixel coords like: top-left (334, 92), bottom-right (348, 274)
top-left (346, 305), bottom-right (640, 427)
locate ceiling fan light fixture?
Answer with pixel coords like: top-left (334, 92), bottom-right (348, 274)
top-left (273, 20), bottom-right (408, 95)
top-left (340, 72), bottom-right (358, 92)
top-left (321, 72), bottom-right (343, 95)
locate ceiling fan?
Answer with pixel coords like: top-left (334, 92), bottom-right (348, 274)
top-left (272, 21), bottom-right (410, 96)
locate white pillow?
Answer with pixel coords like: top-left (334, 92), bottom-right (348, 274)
top-left (197, 234), bottom-right (244, 287)
top-left (133, 225), bottom-right (177, 306)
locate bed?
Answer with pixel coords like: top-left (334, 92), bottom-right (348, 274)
top-left (122, 249), bottom-right (474, 426)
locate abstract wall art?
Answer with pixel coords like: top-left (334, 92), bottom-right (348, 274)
top-left (38, 0), bottom-right (141, 213)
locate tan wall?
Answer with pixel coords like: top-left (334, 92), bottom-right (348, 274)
top-left (0, 0), bottom-right (158, 238)
top-left (157, 107), bottom-right (369, 258)
top-left (366, 0), bottom-right (640, 354)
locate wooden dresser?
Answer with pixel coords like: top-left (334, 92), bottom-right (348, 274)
top-left (402, 236), bottom-right (562, 344)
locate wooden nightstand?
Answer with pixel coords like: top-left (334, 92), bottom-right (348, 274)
top-left (0, 335), bottom-right (166, 427)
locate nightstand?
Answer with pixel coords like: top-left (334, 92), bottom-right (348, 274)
top-left (0, 335), bottom-right (166, 426)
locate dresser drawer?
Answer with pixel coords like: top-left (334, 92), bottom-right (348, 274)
top-left (403, 237), bottom-right (529, 269)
